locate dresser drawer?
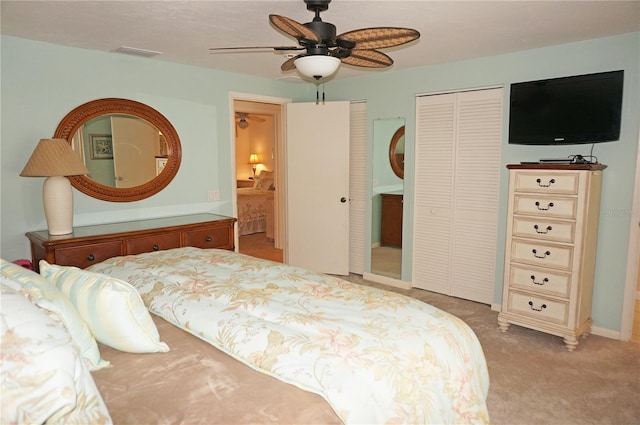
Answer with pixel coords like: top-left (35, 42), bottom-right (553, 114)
top-left (55, 241), bottom-right (124, 269)
top-left (513, 195), bottom-right (577, 219)
top-left (183, 226), bottom-right (231, 249)
top-left (125, 232), bottom-right (181, 255)
top-left (508, 264), bottom-right (571, 298)
top-left (512, 217), bottom-right (575, 243)
top-left (514, 171), bottom-right (579, 195)
top-left (510, 240), bottom-right (573, 271)
top-left (506, 291), bottom-right (569, 325)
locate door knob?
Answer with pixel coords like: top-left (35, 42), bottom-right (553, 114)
top-left (340, 197), bottom-right (347, 203)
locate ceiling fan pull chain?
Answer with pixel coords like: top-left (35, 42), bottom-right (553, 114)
top-left (316, 85), bottom-right (319, 105)
top-left (322, 80), bottom-right (326, 104)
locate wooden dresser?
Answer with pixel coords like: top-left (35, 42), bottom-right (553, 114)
top-left (498, 164), bottom-right (606, 350)
top-left (26, 213), bottom-right (236, 272)
top-left (381, 192), bottom-right (403, 247)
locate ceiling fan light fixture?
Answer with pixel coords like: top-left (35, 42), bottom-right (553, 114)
top-left (294, 55), bottom-right (340, 79)
top-left (238, 118), bottom-right (249, 129)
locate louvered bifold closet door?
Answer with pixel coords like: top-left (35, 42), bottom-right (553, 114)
top-left (413, 88), bottom-right (503, 304)
top-left (349, 102), bottom-right (367, 274)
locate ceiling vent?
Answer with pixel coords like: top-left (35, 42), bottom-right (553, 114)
top-left (114, 46), bottom-right (163, 58)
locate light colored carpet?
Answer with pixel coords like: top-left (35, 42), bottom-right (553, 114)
top-left (238, 239), bottom-right (640, 424)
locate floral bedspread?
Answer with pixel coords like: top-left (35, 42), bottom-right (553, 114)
top-left (89, 247), bottom-right (490, 424)
top-left (237, 188), bottom-right (273, 235)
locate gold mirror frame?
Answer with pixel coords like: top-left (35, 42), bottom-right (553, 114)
top-left (54, 98), bottom-right (182, 202)
top-left (389, 125), bottom-right (405, 179)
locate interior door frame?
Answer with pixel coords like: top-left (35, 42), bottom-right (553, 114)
top-left (228, 92), bottom-right (291, 253)
top-left (620, 126), bottom-right (640, 340)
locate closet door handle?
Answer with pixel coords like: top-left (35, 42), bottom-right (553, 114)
top-left (340, 197), bottom-right (347, 203)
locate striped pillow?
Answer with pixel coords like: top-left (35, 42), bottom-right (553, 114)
top-left (39, 261), bottom-right (169, 353)
top-left (0, 259), bottom-right (108, 370)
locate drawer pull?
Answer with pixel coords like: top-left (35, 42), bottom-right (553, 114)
top-left (536, 178), bottom-right (555, 188)
top-left (532, 249), bottom-right (551, 259)
top-left (530, 275), bottom-right (549, 286)
top-left (205, 236), bottom-right (213, 242)
top-left (535, 201), bottom-right (554, 211)
top-left (528, 301), bottom-right (547, 312)
top-left (534, 224), bottom-right (552, 234)
top-left (87, 254), bottom-right (96, 261)
top-left (152, 244), bottom-right (160, 251)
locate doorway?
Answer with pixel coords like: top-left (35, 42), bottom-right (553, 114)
top-left (233, 98), bottom-right (283, 262)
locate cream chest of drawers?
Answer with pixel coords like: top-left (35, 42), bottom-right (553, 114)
top-left (498, 164), bottom-right (606, 350)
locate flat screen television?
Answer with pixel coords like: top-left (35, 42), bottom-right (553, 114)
top-left (508, 70), bottom-right (624, 145)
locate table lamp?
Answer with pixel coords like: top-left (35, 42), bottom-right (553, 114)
top-left (248, 153), bottom-right (260, 178)
top-left (20, 138), bottom-right (90, 235)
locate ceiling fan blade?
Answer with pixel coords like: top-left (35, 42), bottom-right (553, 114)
top-left (337, 27), bottom-right (420, 50)
top-left (281, 54), bottom-right (304, 72)
top-left (340, 49), bottom-right (393, 68)
top-left (210, 46), bottom-right (304, 52)
top-left (269, 14), bottom-right (320, 44)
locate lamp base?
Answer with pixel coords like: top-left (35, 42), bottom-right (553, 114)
top-left (43, 176), bottom-right (74, 235)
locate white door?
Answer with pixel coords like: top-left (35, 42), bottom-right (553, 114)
top-left (413, 88), bottom-right (503, 304)
top-left (285, 101), bottom-right (350, 275)
top-left (111, 116), bottom-right (158, 188)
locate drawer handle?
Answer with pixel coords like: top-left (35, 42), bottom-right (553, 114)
top-left (535, 201), bottom-right (554, 211)
top-left (536, 178), bottom-right (555, 188)
top-left (532, 249), bottom-right (551, 259)
top-left (205, 236), bottom-right (213, 242)
top-left (87, 254), bottom-right (96, 261)
top-left (152, 244), bottom-right (160, 251)
top-left (528, 301), bottom-right (547, 312)
top-left (530, 275), bottom-right (549, 286)
top-left (534, 224), bottom-right (552, 234)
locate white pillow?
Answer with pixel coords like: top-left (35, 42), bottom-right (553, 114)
top-left (1, 281), bottom-right (112, 424)
top-left (39, 261), bottom-right (169, 354)
top-left (0, 259), bottom-right (108, 370)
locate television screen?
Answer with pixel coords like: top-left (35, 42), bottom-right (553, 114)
top-left (508, 70), bottom-right (624, 145)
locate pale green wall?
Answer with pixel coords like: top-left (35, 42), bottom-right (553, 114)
top-left (1, 35), bottom-right (306, 261)
top-left (2, 33), bottom-right (638, 333)
top-left (329, 32), bottom-right (640, 332)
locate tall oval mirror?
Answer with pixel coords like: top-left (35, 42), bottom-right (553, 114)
top-left (371, 118), bottom-right (405, 280)
top-left (54, 98), bottom-right (182, 202)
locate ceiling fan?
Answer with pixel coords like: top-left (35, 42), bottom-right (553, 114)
top-left (210, 0), bottom-right (420, 80)
top-left (236, 112), bottom-right (266, 129)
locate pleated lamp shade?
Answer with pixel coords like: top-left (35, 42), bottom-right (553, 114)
top-left (20, 139), bottom-right (90, 235)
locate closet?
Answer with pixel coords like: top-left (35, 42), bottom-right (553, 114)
top-left (413, 88), bottom-right (503, 304)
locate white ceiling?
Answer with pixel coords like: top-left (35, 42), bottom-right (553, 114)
top-left (2, 1), bottom-right (639, 82)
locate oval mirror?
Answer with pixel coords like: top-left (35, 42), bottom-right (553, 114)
top-left (54, 98), bottom-right (181, 202)
top-left (389, 125), bottom-right (405, 179)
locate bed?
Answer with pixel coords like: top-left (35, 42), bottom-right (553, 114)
top-left (237, 170), bottom-right (274, 236)
top-left (1, 249), bottom-right (490, 424)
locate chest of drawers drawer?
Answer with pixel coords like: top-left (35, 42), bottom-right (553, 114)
top-left (55, 241), bottom-right (124, 269)
top-left (126, 232), bottom-right (182, 255)
top-left (513, 195), bottom-right (578, 219)
top-left (510, 239), bottom-right (573, 271)
top-left (507, 264), bottom-right (571, 298)
top-left (511, 217), bottom-right (575, 243)
top-left (506, 291), bottom-right (569, 325)
top-left (183, 226), bottom-right (232, 249)
top-left (513, 171), bottom-right (580, 194)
